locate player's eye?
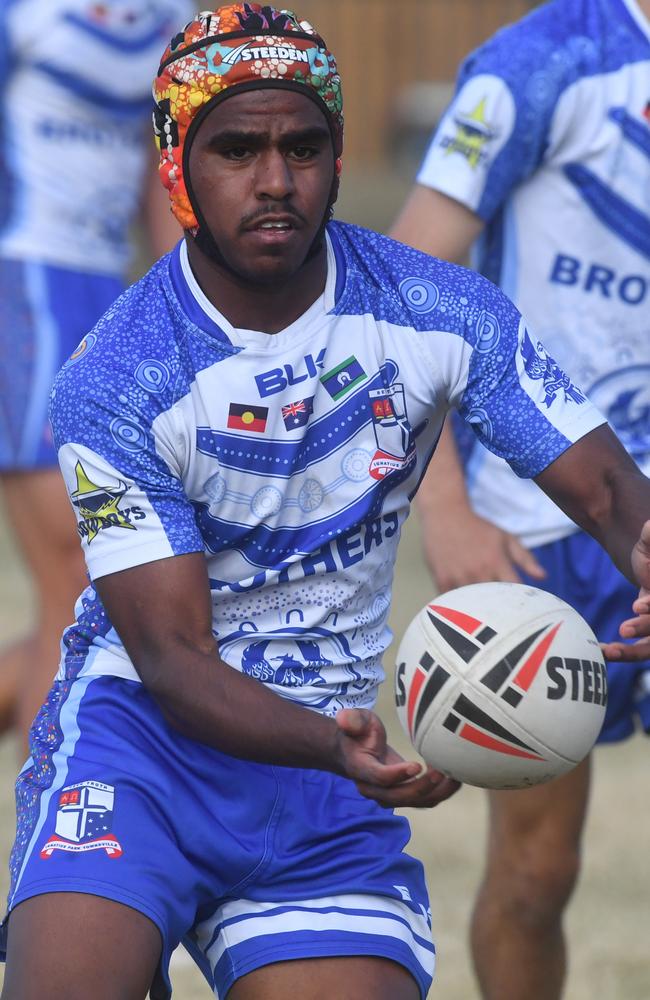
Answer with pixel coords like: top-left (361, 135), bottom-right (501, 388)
top-left (223, 146), bottom-right (251, 160)
top-left (291, 145), bottom-right (318, 160)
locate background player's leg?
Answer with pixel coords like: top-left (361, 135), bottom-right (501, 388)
top-left (0, 470), bottom-right (87, 753)
top-left (2, 893), bottom-right (162, 1000)
top-left (227, 955), bottom-right (421, 1000)
top-left (470, 756), bottom-right (591, 1000)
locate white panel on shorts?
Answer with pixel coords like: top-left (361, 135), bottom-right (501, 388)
top-left (194, 892), bottom-right (435, 994)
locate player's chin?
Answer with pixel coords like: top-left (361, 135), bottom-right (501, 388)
top-left (236, 251), bottom-right (305, 287)
top-left (242, 235), bottom-right (321, 282)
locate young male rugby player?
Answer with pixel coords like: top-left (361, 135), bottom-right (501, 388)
top-left (2, 5), bottom-right (650, 999)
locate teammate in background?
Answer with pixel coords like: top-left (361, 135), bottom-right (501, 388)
top-left (0, 0), bottom-right (188, 751)
top-left (391, 0), bottom-right (650, 997)
top-left (3, 4), bottom-right (650, 997)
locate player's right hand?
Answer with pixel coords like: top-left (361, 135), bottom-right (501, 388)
top-left (335, 708), bottom-right (460, 809)
top-left (421, 508), bottom-right (546, 592)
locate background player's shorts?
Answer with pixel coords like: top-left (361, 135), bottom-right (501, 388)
top-left (0, 258), bottom-right (122, 470)
top-left (520, 530), bottom-right (650, 742)
top-left (2, 674), bottom-right (435, 999)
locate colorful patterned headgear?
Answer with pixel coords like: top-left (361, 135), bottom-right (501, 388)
top-left (153, 3), bottom-right (343, 230)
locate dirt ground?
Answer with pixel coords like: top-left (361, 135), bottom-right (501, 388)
top-left (0, 498), bottom-right (648, 999)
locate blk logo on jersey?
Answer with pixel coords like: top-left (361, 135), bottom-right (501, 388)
top-left (256, 349), bottom-right (327, 398)
top-left (227, 403), bottom-right (268, 433)
top-left (70, 461), bottom-right (144, 543)
top-left (40, 781), bottom-right (123, 859)
top-left (282, 396), bottom-right (314, 430)
top-left (320, 356), bottom-right (367, 400)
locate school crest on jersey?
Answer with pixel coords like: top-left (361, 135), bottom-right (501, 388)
top-left (368, 384), bottom-right (416, 480)
top-left (40, 781), bottom-right (123, 859)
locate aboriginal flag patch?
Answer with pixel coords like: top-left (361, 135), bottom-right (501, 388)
top-left (227, 403), bottom-right (268, 433)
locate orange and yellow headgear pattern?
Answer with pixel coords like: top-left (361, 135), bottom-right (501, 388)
top-left (153, 3), bottom-right (343, 231)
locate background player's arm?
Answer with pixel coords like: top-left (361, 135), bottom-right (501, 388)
top-left (389, 188), bottom-right (545, 589)
top-left (415, 421), bottom-right (546, 592)
top-left (535, 424), bottom-right (650, 657)
top-left (94, 554), bottom-right (459, 808)
top-left (390, 185), bottom-right (484, 265)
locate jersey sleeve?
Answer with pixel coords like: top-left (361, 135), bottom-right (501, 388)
top-left (50, 350), bottom-right (204, 582)
top-left (391, 250), bottom-right (606, 478)
top-left (416, 20), bottom-right (564, 219)
top-left (451, 276), bottom-right (607, 477)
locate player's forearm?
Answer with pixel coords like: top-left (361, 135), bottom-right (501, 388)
top-left (139, 640), bottom-right (344, 772)
top-left (579, 466), bottom-right (650, 584)
top-left (537, 428), bottom-right (650, 584)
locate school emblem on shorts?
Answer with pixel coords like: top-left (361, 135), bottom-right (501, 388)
top-left (40, 781), bottom-right (123, 859)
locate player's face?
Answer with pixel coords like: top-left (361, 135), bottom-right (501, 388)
top-left (186, 89), bottom-right (336, 285)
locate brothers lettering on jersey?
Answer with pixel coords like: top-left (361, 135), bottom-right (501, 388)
top-left (209, 512), bottom-right (400, 595)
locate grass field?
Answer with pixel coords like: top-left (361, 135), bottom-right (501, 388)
top-left (0, 497), bottom-right (648, 998)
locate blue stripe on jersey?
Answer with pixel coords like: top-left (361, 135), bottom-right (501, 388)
top-left (564, 163), bottom-right (650, 260)
top-left (9, 675), bottom-right (95, 907)
top-left (63, 11), bottom-right (169, 53)
top-left (32, 63), bottom-right (154, 116)
top-left (327, 226), bottom-right (348, 305)
top-left (609, 106), bottom-right (650, 158)
top-left (194, 457), bottom-right (412, 570)
top-left (196, 375), bottom-right (383, 476)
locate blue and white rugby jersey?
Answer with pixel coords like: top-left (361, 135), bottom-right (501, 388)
top-left (0, 0), bottom-right (191, 276)
top-left (417, 0), bottom-right (650, 547)
top-left (50, 223), bottom-right (604, 714)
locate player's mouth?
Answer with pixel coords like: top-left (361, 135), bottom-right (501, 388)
top-left (244, 214), bottom-right (301, 243)
top-left (240, 205), bottom-right (308, 244)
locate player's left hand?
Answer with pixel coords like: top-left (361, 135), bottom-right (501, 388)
top-left (335, 708), bottom-right (461, 809)
top-left (602, 519), bottom-right (650, 662)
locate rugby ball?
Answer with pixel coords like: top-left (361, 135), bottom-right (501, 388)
top-left (394, 582), bottom-right (607, 789)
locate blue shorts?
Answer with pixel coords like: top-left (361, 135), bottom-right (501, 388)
top-left (2, 675), bottom-right (434, 999)
top-left (521, 531), bottom-right (650, 743)
top-left (0, 258), bottom-right (122, 470)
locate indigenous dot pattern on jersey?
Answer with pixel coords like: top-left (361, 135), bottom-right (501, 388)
top-left (153, 3), bottom-right (343, 229)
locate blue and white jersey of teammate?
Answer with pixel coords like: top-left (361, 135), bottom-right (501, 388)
top-left (0, 0), bottom-right (191, 275)
top-left (417, 0), bottom-right (650, 547)
top-left (50, 223), bottom-right (605, 715)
